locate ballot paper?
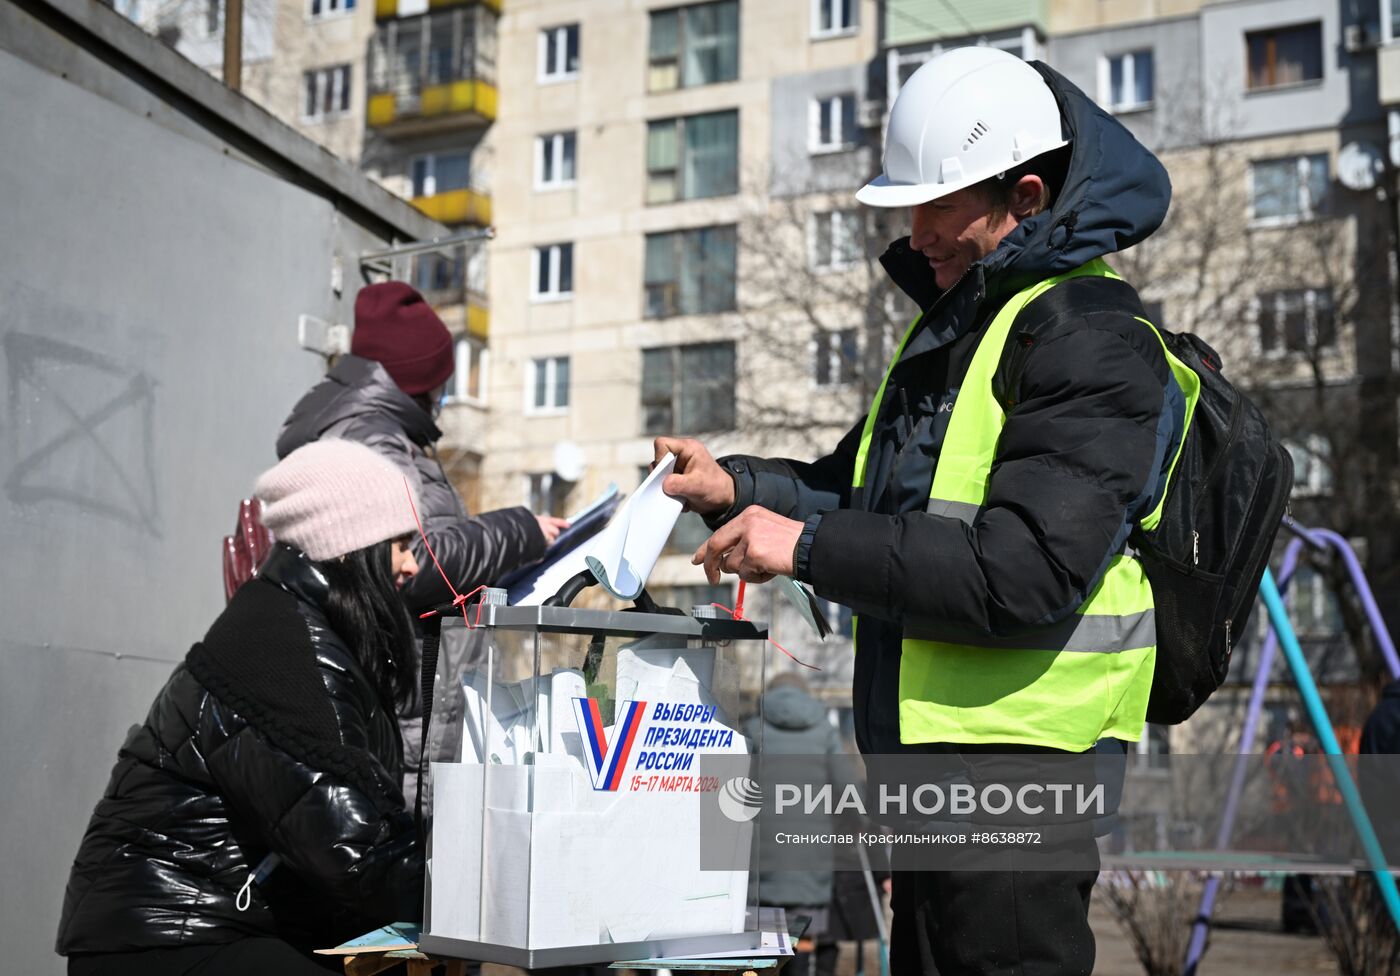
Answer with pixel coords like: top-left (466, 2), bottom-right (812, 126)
top-left (586, 454), bottom-right (683, 600)
top-left (461, 669), bottom-right (589, 765)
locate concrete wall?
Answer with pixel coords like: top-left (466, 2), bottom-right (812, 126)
top-left (0, 0), bottom-right (442, 969)
top-left (1199, 0), bottom-right (1354, 140)
top-left (1047, 15), bottom-right (1202, 152)
top-left (769, 63), bottom-right (877, 197)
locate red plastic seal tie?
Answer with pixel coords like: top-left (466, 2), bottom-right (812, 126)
top-left (711, 582), bottom-right (821, 671)
top-left (405, 475), bottom-right (488, 628)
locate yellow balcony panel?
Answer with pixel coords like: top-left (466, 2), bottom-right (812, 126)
top-left (427, 0), bottom-right (500, 12)
top-left (466, 304), bottom-right (489, 339)
top-left (411, 187), bottom-right (492, 226)
top-left (374, 0), bottom-right (395, 17)
top-left (367, 92), bottom-right (396, 127)
top-left (366, 81), bottom-right (497, 134)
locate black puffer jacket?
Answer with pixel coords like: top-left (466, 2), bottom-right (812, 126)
top-left (55, 545), bottom-right (423, 956)
top-left (277, 355), bottom-right (545, 611)
top-left (713, 63), bottom-right (1181, 754)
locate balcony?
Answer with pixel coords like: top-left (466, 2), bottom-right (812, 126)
top-left (411, 186), bottom-right (492, 226)
top-left (884, 0), bottom-right (1046, 47)
top-left (367, 6), bottom-right (498, 135)
top-left (376, 0), bottom-right (500, 20)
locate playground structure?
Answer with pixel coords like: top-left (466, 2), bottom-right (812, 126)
top-left (1182, 519), bottom-right (1400, 974)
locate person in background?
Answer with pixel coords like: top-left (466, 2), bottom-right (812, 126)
top-left (744, 672), bottom-right (845, 976)
top-left (276, 281), bottom-right (569, 791)
top-left (57, 440), bottom-right (427, 975)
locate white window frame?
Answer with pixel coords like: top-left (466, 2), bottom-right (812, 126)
top-left (302, 64), bottom-right (352, 123)
top-left (538, 24), bottom-right (580, 83)
top-left (1254, 287), bottom-right (1335, 357)
top-left (534, 131), bottom-right (577, 190)
top-left (811, 327), bottom-right (860, 389)
top-left (1098, 49), bottom-right (1153, 113)
top-left (1248, 153), bottom-right (1329, 228)
top-left (446, 334), bottom-right (488, 405)
top-left (525, 355), bottom-right (571, 415)
top-left (530, 243), bottom-right (574, 302)
top-left (809, 93), bottom-right (855, 154)
top-left (811, 0), bottom-right (857, 39)
top-left (1285, 434), bottom-right (1332, 497)
top-left (809, 209), bottom-right (862, 271)
top-left (306, 0), bottom-right (354, 23)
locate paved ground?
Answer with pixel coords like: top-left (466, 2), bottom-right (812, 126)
top-left (480, 887), bottom-right (1339, 976)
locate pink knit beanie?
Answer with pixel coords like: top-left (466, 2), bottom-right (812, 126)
top-left (255, 440), bottom-right (420, 561)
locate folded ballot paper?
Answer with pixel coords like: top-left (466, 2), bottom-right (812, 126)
top-left (509, 455), bottom-right (683, 605)
top-left (431, 638), bottom-right (754, 954)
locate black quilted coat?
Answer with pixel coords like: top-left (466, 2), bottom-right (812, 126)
top-left (55, 545), bottom-right (424, 956)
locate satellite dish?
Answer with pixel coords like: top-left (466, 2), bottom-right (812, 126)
top-left (1338, 141), bottom-right (1384, 192)
top-left (553, 441), bottom-right (585, 482)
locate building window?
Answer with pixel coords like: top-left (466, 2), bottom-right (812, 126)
top-left (1246, 23), bottom-right (1323, 91)
top-left (539, 23), bottom-right (580, 81)
top-left (810, 93), bottom-right (856, 153)
top-left (531, 243), bottom-right (574, 301)
top-left (1390, 0), bottom-right (1400, 44)
top-left (641, 342), bottom-right (736, 434)
top-left (644, 225), bottom-right (737, 318)
top-left (1250, 154), bottom-right (1329, 224)
top-left (526, 472), bottom-right (572, 516)
top-left (664, 511), bottom-right (715, 556)
top-left (810, 209), bottom-right (862, 270)
top-left (814, 328), bottom-right (859, 387)
top-left (648, 0), bottom-right (739, 92)
top-left (1101, 49), bottom-right (1153, 112)
top-left (1285, 434), bottom-right (1332, 497)
top-left (647, 110), bottom-right (739, 203)
top-left (1257, 288), bottom-right (1335, 355)
top-left (410, 151), bottom-right (471, 197)
top-left (812, 0), bottom-right (856, 38)
top-left (308, 0), bottom-right (354, 20)
top-left (1290, 565), bottom-right (1344, 638)
top-left (535, 131), bottom-right (577, 189)
top-left (449, 334), bottom-right (486, 403)
top-left (303, 65), bottom-right (352, 122)
top-left (527, 355), bottom-right (570, 413)
top-left (414, 249), bottom-right (464, 294)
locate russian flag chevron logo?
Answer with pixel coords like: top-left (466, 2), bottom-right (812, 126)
top-left (572, 697), bottom-right (647, 791)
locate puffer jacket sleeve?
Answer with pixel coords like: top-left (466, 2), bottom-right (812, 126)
top-left (707, 417), bottom-right (865, 527)
top-left (202, 690), bottom-right (424, 923)
top-left (345, 423), bottom-right (546, 608)
top-left (805, 315), bottom-right (1172, 636)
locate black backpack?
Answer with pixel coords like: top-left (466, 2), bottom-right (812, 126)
top-left (1020, 276), bottom-right (1294, 725)
top-left (1129, 330), bottom-right (1294, 724)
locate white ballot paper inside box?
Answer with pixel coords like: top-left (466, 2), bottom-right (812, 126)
top-left (424, 617), bottom-right (767, 967)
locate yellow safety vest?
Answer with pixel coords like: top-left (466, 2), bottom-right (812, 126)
top-left (851, 258), bottom-right (1199, 752)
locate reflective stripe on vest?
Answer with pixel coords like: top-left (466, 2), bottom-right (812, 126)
top-left (852, 258), bottom-right (1197, 753)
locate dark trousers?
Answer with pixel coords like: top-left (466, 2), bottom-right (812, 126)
top-left (889, 868), bottom-right (1098, 976)
top-left (68, 938), bottom-right (342, 976)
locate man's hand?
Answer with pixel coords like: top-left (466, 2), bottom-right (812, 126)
top-left (535, 515), bottom-right (570, 545)
top-left (653, 437), bottom-right (736, 515)
top-left (693, 507), bottom-right (803, 584)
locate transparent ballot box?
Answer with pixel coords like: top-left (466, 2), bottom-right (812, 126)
top-left (419, 596), bottom-right (769, 967)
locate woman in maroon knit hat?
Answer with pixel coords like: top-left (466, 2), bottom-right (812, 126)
top-left (274, 282), bottom-right (568, 795)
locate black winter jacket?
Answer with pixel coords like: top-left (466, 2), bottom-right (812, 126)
top-left (714, 63), bottom-right (1182, 754)
top-left (276, 355), bottom-right (545, 611)
top-left (56, 545), bottom-right (423, 956)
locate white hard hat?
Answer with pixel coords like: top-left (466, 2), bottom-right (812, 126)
top-left (858, 47), bottom-right (1069, 208)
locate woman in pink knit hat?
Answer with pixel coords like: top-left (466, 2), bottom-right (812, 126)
top-left (57, 441), bottom-right (429, 975)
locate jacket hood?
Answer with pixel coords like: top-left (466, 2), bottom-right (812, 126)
top-left (760, 685), bottom-right (828, 731)
top-left (981, 61), bottom-right (1171, 290)
top-left (276, 355), bottom-right (440, 458)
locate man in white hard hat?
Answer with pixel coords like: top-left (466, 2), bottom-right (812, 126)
top-left (657, 47), bottom-right (1186, 974)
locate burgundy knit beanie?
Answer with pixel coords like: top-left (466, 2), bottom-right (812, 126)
top-left (351, 282), bottom-right (455, 396)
